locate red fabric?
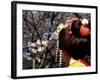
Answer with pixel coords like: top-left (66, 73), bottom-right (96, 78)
top-left (80, 60), bottom-right (90, 66)
top-left (80, 25), bottom-right (90, 37)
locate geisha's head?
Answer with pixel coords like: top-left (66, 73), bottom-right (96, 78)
top-left (59, 19), bottom-right (90, 66)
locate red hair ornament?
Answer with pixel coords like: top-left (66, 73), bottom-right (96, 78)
top-left (80, 25), bottom-right (90, 37)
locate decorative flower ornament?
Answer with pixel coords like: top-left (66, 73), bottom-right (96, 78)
top-left (81, 18), bottom-right (89, 25)
top-left (80, 18), bottom-right (90, 37)
top-left (56, 23), bottom-right (65, 33)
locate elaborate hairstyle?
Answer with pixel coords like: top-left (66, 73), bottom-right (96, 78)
top-left (59, 19), bottom-right (90, 60)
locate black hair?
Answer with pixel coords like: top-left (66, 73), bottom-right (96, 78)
top-left (59, 19), bottom-right (90, 60)
top-left (71, 19), bottom-right (82, 37)
top-left (59, 29), bottom-right (72, 51)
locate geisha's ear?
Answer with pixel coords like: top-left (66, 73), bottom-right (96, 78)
top-left (68, 31), bottom-right (72, 36)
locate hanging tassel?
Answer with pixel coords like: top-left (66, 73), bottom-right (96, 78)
top-left (59, 50), bottom-right (63, 67)
top-left (55, 40), bottom-right (59, 62)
